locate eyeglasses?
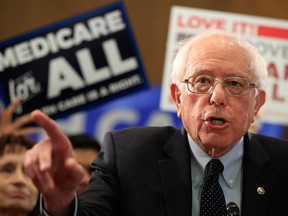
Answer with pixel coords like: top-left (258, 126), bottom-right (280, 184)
top-left (181, 75), bottom-right (257, 96)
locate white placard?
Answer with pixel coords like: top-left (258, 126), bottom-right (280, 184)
top-left (160, 6), bottom-right (288, 125)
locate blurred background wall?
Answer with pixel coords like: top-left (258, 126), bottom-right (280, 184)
top-left (1, 0), bottom-right (288, 85)
top-left (1, 0), bottom-right (288, 139)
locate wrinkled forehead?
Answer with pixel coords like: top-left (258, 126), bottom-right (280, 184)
top-left (189, 34), bottom-right (248, 58)
top-left (184, 34), bottom-right (252, 73)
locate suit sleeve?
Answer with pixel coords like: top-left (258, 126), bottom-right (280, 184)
top-left (76, 131), bottom-right (121, 216)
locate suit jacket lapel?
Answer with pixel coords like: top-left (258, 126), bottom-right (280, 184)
top-left (156, 130), bottom-right (276, 216)
top-left (157, 128), bottom-right (192, 216)
top-left (241, 133), bottom-right (275, 216)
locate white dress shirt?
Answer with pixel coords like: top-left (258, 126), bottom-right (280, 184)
top-left (188, 135), bottom-right (243, 216)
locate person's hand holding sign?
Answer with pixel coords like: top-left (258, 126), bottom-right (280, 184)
top-left (24, 110), bottom-right (84, 216)
top-left (0, 98), bottom-right (39, 136)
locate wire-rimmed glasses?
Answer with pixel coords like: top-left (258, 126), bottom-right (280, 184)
top-left (181, 75), bottom-right (257, 96)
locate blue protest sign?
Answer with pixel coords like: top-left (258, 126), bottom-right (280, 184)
top-left (0, 2), bottom-right (148, 119)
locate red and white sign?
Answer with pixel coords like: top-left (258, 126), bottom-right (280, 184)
top-left (160, 6), bottom-right (288, 125)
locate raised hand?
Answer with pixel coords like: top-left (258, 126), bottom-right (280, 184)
top-left (24, 110), bottom-right (84, 216)
top-left (0, 98), bottom-right (39, 136)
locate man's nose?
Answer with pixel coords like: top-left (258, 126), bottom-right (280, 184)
top-left (209, 81), bottom-right (227, 105)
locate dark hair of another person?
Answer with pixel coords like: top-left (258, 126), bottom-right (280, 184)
top-left (0, 134), bottom-right (35, 156)
top-left (68, 133), bottom-right (101, 152)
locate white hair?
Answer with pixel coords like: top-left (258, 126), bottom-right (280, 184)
top-left (170, 29), bottom-right (268, 90)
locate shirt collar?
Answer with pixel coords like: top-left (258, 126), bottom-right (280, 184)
top-left (188, 135), bottom-right (243, 188)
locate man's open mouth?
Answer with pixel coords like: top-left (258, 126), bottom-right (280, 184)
top-left (211, 118), bottom-right (225, 125)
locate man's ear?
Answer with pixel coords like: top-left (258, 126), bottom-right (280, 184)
top-left (170, 83), bottom-right (182, 117)
top-left (254, 90), bottom-right (266, 116)
top-left (170, 83), bottom-right (180, 103)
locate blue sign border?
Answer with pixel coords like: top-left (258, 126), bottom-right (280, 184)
top-left (0, 1), bottom-right (149, 120)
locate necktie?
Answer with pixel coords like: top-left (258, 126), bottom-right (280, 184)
top-left (200, 158), bottom-right (227, 216)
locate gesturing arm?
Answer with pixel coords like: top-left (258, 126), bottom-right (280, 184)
top-left (24, 110), bottom-right (84, 216)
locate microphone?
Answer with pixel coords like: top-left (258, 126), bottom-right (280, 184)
top-left (226, 202), bottom-right (239, 216)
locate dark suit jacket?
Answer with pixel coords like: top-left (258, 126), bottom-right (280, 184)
top-left (73, 126), bottom-right (288, 216)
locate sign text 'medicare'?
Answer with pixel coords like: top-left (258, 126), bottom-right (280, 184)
top-left (0, 2), bottom-right (148, 119)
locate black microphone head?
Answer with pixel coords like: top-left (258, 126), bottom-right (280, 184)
top-left (226, 202), bottom-right (239, 216)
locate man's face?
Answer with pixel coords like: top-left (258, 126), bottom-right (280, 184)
top-left (0, 145), bottom-right (38, 213)
top-left (170, 35), bottom-right (266, 157)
